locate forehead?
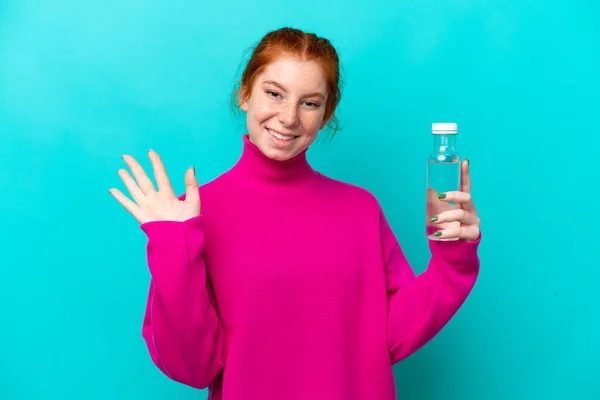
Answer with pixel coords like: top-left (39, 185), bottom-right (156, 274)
top-left (258, 56), bottom-right (328, 94)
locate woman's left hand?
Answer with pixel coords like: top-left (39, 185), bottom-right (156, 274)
top-left (429, 159), bottom-right (481, 242)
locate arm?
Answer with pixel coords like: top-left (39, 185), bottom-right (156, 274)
top-left (140, 215), bottom-right (226, 389)
top-left (380, 208), bottom-right (480, 364)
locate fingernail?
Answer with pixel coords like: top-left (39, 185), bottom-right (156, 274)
top-left (148, 149), bottom-right (153, 153)
top-left (192, 166), bottom-right (196, 175)
top-left (435, 231), bottom-right (442, 237)
top-left (429, 216), bottom-right (438, 222)
top-left (466, 158), bottom-right (469, 166)
top-left (437, 193), bottom-right (446, 199)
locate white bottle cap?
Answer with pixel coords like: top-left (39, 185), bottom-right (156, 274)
top-left (432, 122), bottom-right (457, 134)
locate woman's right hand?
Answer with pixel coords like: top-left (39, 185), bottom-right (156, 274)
top-left (109, 150), bottom-right (200, 224)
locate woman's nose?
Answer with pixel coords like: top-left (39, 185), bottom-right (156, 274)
top-left (279, 104), bottom-right (298, 127)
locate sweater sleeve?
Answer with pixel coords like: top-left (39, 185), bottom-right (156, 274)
top-left (139, 215), bottom-right (226, 389)
top-left (380, 208), bottom-right (480, 365)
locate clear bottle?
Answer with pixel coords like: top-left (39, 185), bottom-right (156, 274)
top-left (426, 122), bottom-right (461, 241)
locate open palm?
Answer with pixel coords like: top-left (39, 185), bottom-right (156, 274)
top-left (109, 150), bottom-right (200, 224)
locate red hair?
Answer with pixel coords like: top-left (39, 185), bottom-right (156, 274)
top-left (232, 27), bottom-right (343, 134)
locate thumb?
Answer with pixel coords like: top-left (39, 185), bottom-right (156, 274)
top-left (184, 166), bottom-right (200, 205)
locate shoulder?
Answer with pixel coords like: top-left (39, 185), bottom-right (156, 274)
top-left (317, 173), bottom-right (384, 215)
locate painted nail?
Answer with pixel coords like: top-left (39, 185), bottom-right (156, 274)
top-left (429, 216), bottom-right (438, 222)
top-left (435, 231), bottom-right (442, 237)
top-left (437, 193), bottom-right (446, 199)
top-left (192, 166), bottom-right (196, 175)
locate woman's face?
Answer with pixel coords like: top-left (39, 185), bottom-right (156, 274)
top-left (240, 56), bottom-right (329, 161)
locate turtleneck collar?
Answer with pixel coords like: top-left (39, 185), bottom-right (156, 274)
top-left (225, 134), bottom-right (320, 190)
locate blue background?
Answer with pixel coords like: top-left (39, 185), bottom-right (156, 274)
top-left (1, 0), bottom-right (598, 399)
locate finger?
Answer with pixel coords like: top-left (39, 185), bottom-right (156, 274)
top-left (184, 166), bottom-right (201, 209)
top-left (117, 168), bottom-right (146, 205)
top-left (432, 223), bottom-right (461, 240)
top-left (460, 159), bottom-right (471, 194)
top-left (430, 208), bottom-right (479, 226)
top-left (439, 190), bottom-right (476, 213)
top-left (437, 190), bottom-right (472, 205)
top-left (148, 150), bottom-right (176, 197)
top-left (122, 154), bottom-right (156, 195)
top-left (109, 188), bottom-right (144, 223)
top-left (433, 224), bottom-right (480, 242)
top-left (457, 159), bottom-right (478, 213)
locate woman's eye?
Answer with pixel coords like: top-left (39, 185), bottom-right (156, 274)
top-left (264, 89), bottom-right (320, 108)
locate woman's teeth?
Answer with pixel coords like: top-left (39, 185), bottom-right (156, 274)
top-left (268, 129), bottom-right (296, 141)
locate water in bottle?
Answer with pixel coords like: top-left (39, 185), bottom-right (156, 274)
top-left (426, 122), bottom-right (461, 241)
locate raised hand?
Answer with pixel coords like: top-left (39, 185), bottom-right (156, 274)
top-left (428, 159), bottom-right (480, 242)
top-left (109, 150), bottom-right (200, 224)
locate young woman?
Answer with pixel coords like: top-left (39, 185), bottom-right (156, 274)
top-left (109, 26), bottom-right (481, 400)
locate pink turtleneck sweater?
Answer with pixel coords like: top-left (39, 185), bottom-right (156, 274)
top-left (139, 134), bottom-right (480, 400)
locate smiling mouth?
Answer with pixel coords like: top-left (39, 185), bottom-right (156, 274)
top-left (267, 128), bottom-right (299, 141)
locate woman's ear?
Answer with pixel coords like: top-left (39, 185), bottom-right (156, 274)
top-left (239, 86), bottom-right (249, 112)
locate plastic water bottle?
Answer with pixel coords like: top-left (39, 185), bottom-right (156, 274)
top-left (426, 122), bottom-right (461, 241)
